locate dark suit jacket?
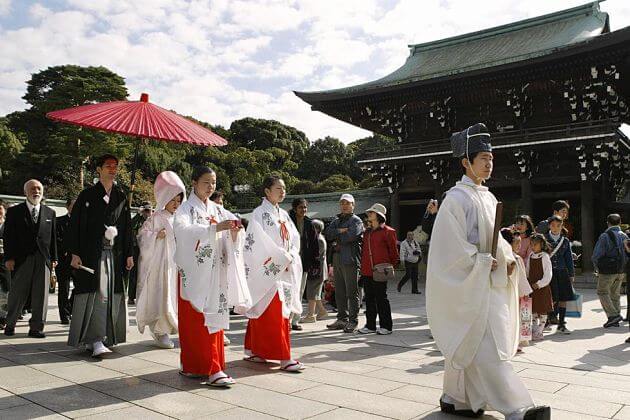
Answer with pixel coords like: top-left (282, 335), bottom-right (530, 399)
top-left (4, 202), bottom-right (57, 270)
top-left (56, 214), bottom-right (72, 272)
top-left (289, 212), bottom-right (319, 271)
top-left (67, 182), bottom-right (133, 295)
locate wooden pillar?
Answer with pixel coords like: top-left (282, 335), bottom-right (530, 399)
top-left (390, 189), bottom-right (400, 235)
top-left (600, 173), bottom-right (610, 215)
top-left (581, 181), bottom-right (594, 273)
top-left (520, 177), bottom-right (533, 215)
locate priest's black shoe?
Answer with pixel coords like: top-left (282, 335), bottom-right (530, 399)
top-left (439, 398), bottom-right (484, 418)
top-left (60, 318), bottom-right (70, 325)
top-left (523, 405), bottom-right (551, 420)
top-left (4, 327), bottom-right (14, 336)
top-left (28, 330), bottom-right (46, 338)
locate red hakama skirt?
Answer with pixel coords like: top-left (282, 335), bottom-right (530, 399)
top-left (178, 279), bottom-right (225, 376)
top-left (244, 292), bottom-right (291, 361)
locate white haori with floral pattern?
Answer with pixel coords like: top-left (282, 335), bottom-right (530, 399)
top-left (244, 198), bottom-right (303, 319)
top-left (173, 193), bottom-right (251, 333)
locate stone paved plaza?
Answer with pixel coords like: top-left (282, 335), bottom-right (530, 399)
top-left (0, 285), bottom-right (628, 419)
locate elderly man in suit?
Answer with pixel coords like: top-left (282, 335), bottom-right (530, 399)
top-left (4, 179), bottom-right (57, 338)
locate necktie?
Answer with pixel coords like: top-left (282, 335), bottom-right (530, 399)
top-left (31, 207), bottom-right (38, 223)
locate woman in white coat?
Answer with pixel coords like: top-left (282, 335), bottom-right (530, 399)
top-left (136, 171), bottom-right (185, 349)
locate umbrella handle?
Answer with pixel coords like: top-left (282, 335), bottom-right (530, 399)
top-left (128, 139), bottom-right (141, 204)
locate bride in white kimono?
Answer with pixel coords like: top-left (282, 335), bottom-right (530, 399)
top-left (243, 175), bottom-right (305, 372)
top-left (136, 171), bottom-right (185, 349)
top-left (426, 124), bottom-right (549, 420)
top-left (173, 166), bottom-right (251, 387)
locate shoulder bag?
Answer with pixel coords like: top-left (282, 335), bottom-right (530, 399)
top-left (368, 231), bottom-right (395, 283)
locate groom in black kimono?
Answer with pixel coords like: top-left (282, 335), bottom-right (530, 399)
top-left (67, 154), bottom-right (133, 357)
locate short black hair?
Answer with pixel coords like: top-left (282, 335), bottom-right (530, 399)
top-left (210, 191), bottom-right (224, 202)
top-left (262, 175), bottom-right (283, 196)
top-left (549, 214), bottom-right (563, 224)
top-left (607, 213), bottom-right (621, 226)
top-left (94, 154), bottom-right (118, 168)
top-left (552, 200), bottom-right (570, 212)
top-left (192, 166), bottom-right (215, 182)
top-left (292, 198), bottom-right (307, 209)
top-left (460, 151), bottom-right (481, 174)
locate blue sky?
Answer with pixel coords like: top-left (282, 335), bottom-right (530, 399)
top-left (1, 0), bottom-right (629, 143)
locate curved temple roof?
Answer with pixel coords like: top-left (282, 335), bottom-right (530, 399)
top-left (295, 2), bottom-right (610, 102)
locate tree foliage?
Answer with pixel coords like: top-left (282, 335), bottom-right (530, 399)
top-left (2, 65), bottom-right (385, 209)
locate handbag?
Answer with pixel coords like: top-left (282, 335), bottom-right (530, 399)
top-left (565, 292), bottom-right (583, 318)
top-left (368, 231), bottom-right (395, 283)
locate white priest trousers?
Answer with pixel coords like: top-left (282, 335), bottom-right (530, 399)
top-left (443, 327), bottom-right (533, 415)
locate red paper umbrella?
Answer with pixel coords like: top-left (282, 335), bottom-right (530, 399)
top-left (47, 93), bottom-right (228, 201)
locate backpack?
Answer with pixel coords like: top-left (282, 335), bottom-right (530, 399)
top-left (597, 230), bottom-right (623, 275)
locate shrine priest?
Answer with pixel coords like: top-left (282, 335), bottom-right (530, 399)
top-left (243, 175), bottom-right (305, 372)
top-left (426, 124), bottom-right (550, 420)
top-left (173, 166), bottom-right (251, 387)
top-left (67, 154), bottom-right (133, 357)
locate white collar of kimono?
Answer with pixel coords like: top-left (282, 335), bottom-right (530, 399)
top-left (460, 175), bottom-right (488, 192)
top-left (262, 198), bottom-right (281, 215)
top-left (530, 251), bottom-right (544, 258)
top-left (189, 191), bottom-right (214, 214)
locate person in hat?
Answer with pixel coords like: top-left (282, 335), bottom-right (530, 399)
top-left (128, 202), bottom-right (153, 305)
top-left (357, 203), bottom-right (398, 335)
top-left (136, 171), bottom-right (186, 349)
top-left (426, 123), bottom-right (549, 419)
top-left (324, 193), bottom-right (365, 333)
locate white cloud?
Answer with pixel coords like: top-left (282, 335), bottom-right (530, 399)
top-left (0, 0), bottom-right (629, 144)
top-left (0, 0), bottom-right (10, 16)
top-left (226, 0), bottom-right (305, 33)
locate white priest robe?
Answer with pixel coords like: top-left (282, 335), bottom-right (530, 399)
top-left (173, 193), bottom-right (251, 333)
top-left (244, 198), bottom-right (302, 319)
top-left (426, 176), bottom-right (533, 415)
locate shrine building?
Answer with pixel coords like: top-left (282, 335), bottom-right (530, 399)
top-left (295, 2), bottom-right (630, 272)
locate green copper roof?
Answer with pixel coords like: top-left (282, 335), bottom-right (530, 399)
top-left (296, 2), bottom-right (609, 101)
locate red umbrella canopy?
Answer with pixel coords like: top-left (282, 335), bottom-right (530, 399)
top-left (46, 93), bottom-right (228, 147)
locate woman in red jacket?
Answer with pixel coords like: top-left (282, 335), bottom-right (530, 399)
top-left (358, 203), bottom-right (399, 335)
